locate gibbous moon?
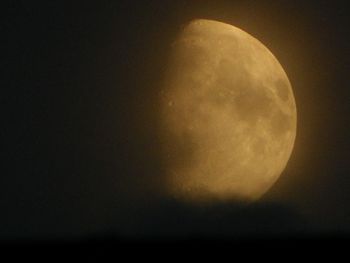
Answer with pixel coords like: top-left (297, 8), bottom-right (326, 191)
top-left (159, 19), bottom-right (297, 203)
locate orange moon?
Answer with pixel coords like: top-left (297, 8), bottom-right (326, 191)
top-left (159, 19), bottom-right (297, 203)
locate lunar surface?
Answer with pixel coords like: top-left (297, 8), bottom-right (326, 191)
top-left (159, 19), bottom-right (297, 202)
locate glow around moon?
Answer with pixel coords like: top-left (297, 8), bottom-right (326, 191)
top-left (159, 19), bottom-right (297, 203)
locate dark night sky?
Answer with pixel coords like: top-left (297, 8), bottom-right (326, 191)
top-left (2, 0), bottom-right (350, 241)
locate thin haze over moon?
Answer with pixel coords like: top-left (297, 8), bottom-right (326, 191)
top-left (160, 19), bottom-right (297, 203)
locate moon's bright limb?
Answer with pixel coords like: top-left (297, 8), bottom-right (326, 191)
top-left (160, 19), bottom-right (297, 202)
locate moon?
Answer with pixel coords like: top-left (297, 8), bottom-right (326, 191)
top-left (159, 19), bottom-right (297, 203)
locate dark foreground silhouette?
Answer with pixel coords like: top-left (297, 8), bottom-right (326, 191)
top-left (2, 199), bottom-right (349, 247)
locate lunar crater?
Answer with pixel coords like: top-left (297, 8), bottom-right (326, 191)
top-left (275, 78), bottom-right (291, 101)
